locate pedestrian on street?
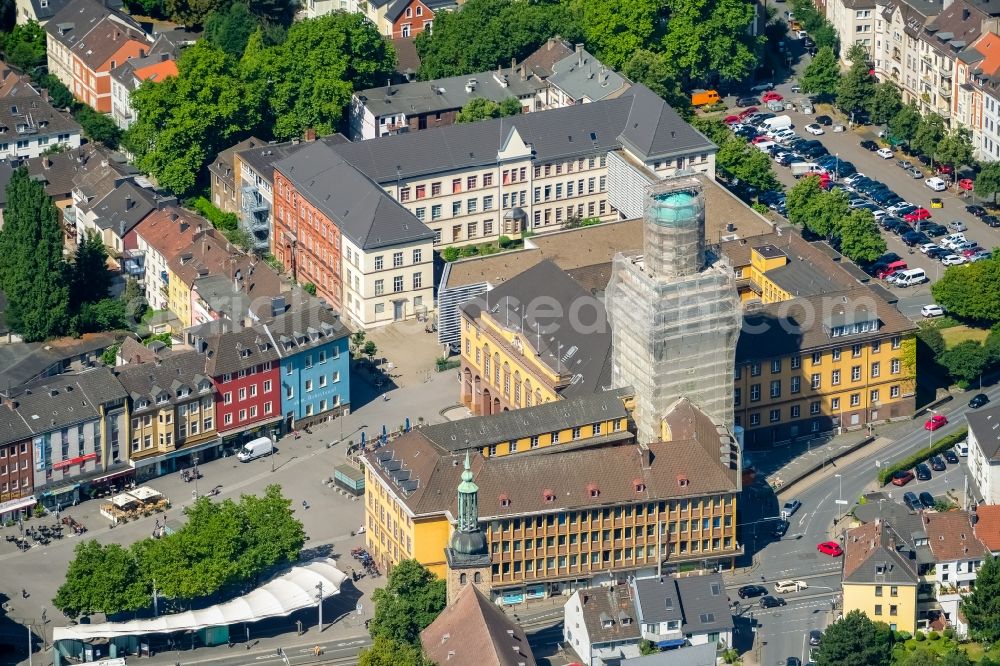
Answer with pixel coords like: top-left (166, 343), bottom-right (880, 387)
top-left (21, 589), bottom-right (28, 599)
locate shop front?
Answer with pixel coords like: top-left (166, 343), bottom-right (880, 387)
top-left (133, 439), bottom-right (225, 482)
top-left (218, 420), bottom-right (283, 454)
top-left (0, 494), bottom-right (37, 523)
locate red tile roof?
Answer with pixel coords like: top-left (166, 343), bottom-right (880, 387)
top-left (974, 505), bottom-right (1000, 552)
top-left (924, 511), bottom-right (988, 562)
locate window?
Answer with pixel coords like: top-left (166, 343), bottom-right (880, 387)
top-left (832, 397), bottom-right (840, 411)
top-left (890, 586), bottom-right (898, 597)
top-left (452, 201), bottom-right (461, 216)
top-left (812, 352), bottom-right (822, 365)
top-left (771, 359), bottom-right (781, 373)
top-left (749, 413), bottom-right (760, 426)
top-left (791, 355), bottom-right (801, 369)
top-left (400, 187), bottom-right (410, 201)
top-left (874, 604), bottom-right (883, 616)
top-left (375, 279), bottom-right (384, 296)
top-left (393, 252), bottom-right (403, 267)
top-left (891, 385), bottom-right (900, 398)
top-left (791, 376), bottom-right (801, 393)
top-left (413, 249), bottom-right (422, 264)
top-left (750, 362), bottom-right (761, 376)
top-left (875, 585), bottom-right (883, 597)
top-left (769, 408), bottom-right (780, 423)
top-left (891, 359), bottom-right (900, 374)
top-left (892, 336), bottom-right (901, 349)
top-left (852, 343), bottom-right (863, 357)
top-left (832, 348), bottom-right (841, 361)
top-left (750, 384), bottom-right (761, 401)
top-left (770, 380), bottom-right (781, 398)
top-left (224, 392), bottom-right (232, 405)
top-left (374, 256), bottom-right (384, 270)
top-left (393, 276), bottom-right (403, 292)
top-left (810, 401), bottom-right (821, 415)
top-left (871, 361), bottom-right (880, 378)
top-left (263, 380), bottom-right (271, 392)
top-left (305, 380), bottom-right (313, 392)
top-left (851, 366), bottom-right (861, 381)
top-left (850, 393), bottom-right (861, 407)
top-left (889, 605), bottom-right (898, 617)
top-left (791, 404), bottom-right (800, 418)
top-left (734, 388), bottom-right (741, 406)
top-left (452, 178), bottom-right (462, 193)
top-left (832, 370), bottom-right (841, 386)
top-left (413, 272), bottom-right (422, 290)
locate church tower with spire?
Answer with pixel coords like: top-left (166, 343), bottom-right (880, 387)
top-left (444, 452), bottom-right (493, 604)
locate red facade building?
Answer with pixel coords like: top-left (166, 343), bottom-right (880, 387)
top-left (272, 170), bottom-right (343, 310)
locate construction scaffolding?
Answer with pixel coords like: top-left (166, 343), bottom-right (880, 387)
top-left (606, 175), bottom-right (741, 445)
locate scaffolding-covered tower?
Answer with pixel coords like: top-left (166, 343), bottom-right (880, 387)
top-left (606, 175), bottom-right (741, 444)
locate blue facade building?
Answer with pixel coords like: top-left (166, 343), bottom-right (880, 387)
top-left (267, 302), bottom-right (351, 431)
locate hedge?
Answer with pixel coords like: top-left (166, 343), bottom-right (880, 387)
top-left (877, 427), bottom-right (967, 485)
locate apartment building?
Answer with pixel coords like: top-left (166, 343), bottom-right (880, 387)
top-left (115, 349), bottom-right (218, 480)
top-left (965, 403), bottom-right (1000, 502)
top-left (0, 93), bottom-right (81, 160)
top-left (923, 510), bottom-right (989, 632)
top-left (133, 207), bottom-right (206, 312)
top-left (720, 233), bottom-right (918, 447)
top-left (363, 394), bottom-right (742, 594)
top-left (45, 0), bottom-right (152, 113)
top-left (17, 0), bottom-right (122, 25)
top-left (109, 52), bottom-right (177, 130)
top-left (956, 32), bottom-right (1000, 160)
top-left (303, 0), bottom-right (453, 38)
top-left (459, 260), bottom-right (613, 415)
top-left (873, 0), bottom-right (942, 109)
top-left (209, 137), bottom-right (264, 216)
top-left (828, 0), bottom-right (879, 64)
top-left (0, 405), bottom-right (36, 522)
top-left (842, 519), bottom-right (921, 634)
top-left (272, 140), bottom-right (436, 328)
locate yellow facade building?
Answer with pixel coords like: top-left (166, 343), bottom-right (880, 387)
top-left (116, 348), bottom-right (218, 478)
top-left (842, 520), bottom-right (919, 634)
top-left (363, 394), bottom-right (743, 601)
top-left (459, 260), bottom-right (612, 416)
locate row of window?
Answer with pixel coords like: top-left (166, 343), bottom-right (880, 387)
top-left (222, 380), bottom-right (274, 404)
top-left (222, 402), bottom-right (273, 426)
top-left (284, 372), bottom-right (341, 398)
top-left (400, 174), bottom-right (496, 201)
top-left (739, 337), bottom-right (902, 378)
top-left (484, 421), bottom-right (623, 455)
top-left (0, 477), bottom-right (31, 493)
top-left (489, 518), bottom-right (731, 554)
top-left (532, 177), bottom-right (605, 203)
top-left (533, 200), bottom-right (608, 227)
top-left (736, 360), bottom-right (901, 403)
top-left (373, 249), bottom-right (422, 271)
top-left (739, 386), bottom-right (900, 427)
top-left (0, 443), bottom-right (28, 458)
top-left (0, 460), bottom-right (29, 475)
top-left (435, 219), bottom-right (496, 244)
top-left (413, 196), bottom-right (495, 222)
top-left (374, 273), bottom-right (421, 295)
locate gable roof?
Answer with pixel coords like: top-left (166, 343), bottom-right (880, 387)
top-left (335, 84), bottom-right (714, 184)
top-left (973, 505), bottom-right (1000, 551)
top-left (923, 0), bottom-right (993, 56)
top-left (519, 38), bottom-right (575, 80)
top-left (91, 180), bottom-right (158, 236)
top-left (24, 0), bottom-right (122, 24)
top-left (420, 584), bottom-right (536, 666)
top-left (274, 139), bottom-right (435, 250)
top-left (572, 584), bottom-right (641, 647)
top-left (0, 94), bottom-right (81, 142)
top-left (0, 331), bottom-right (121, 396)
top-left (134, 206), bottom-right (207, 263)
top-left (460, 260), bottom-right (613, 397)
top-left (548, 47), bottom-right (630, 103)
top-left (923, 510), bottom-right (989, 562)
top-left (208, 136), bottom-right (264, 194)
top-left (843, 520), bottom-right (920, 584)
top-left (674, 573), bottom-right (734, 634)
top-left (109, 52), bottom-right (177, 92)
top-left (9, 367), bottom-right (127, 435)
top-left (114, 350), bottom-right (210, 411)
top-left (46, 0), bottom-right (149, 71)
top-left (966, 403), bottom-right (1000, 460)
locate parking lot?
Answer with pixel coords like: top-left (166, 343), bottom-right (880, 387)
top-left (723, 96), bottom-right (1000, 319)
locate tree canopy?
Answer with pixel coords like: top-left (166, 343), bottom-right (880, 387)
top-left (838, 209), bottom-right (887, 264)
top-left (814, 610), bottom-right (893, 666)
top-left (936, 126), bottom-right (974, 173)
top-left (359, 636), bottom-right (431, 666)
top-left (868, 82), bottom-right (902, 126)
top-left (931, 257), bottom-right (1000, 321)
top-left (715, 136), bottom-right (780, 192)
top-left (799, 46), bottom-right (840, 100)
top-left (975, 162), bottom-right (1000, 202)
top-left (889, 102), bottom-right (922, 143)
top-left (368, 559), bottom-right (446, 646)
top-left (622, 50), bottom-right (689, 112)
top-left (0, 20), bottom-right (46, 71)
top-left (962, 555), bottom-right (1000, 643)
top-left (456, 97), bottom-right (522, 123)
top-left (574, 0), bottom-right (660, 70)
top-left (837, 45), bottom-right (876, 116)
top-left (53, 541), bottom-right (149, 619)
top-left (912, 112), bottom-right (946, 159)
top-left (660, 0), bottom-right (761, 84)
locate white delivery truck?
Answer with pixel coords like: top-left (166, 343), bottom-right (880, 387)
top-left (237, 436), bottom-right (273, 462)
top-left (762, 115), bottom-right (793, 131)
top-left (790, 162), bottom-right (826, 178)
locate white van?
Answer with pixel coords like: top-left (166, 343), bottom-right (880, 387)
top-left (755, 141), bottom-right (777, 153)
top-left (236, 436), bottom-right (273, 462)
top-left (763, 115), bottom-right (793, 131)
top-left (791, 162), bottom-right (826, 177)
top-left (925, 176), bottom-right (947, 191)
top-left (957, 440), bottom-right (969, 457)
top-left (894, 268), bottom-right (927, 287)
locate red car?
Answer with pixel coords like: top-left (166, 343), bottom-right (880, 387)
top-left (762, 91), bottom-right (784, 102)
top-left (738, 107), bottom-right (759, 119)
top-left (904, 208), bottom-right (932, 222)
top-left (891, 470), bottom-right (915, 486)
top-left (925, 414), bottom-right (948, 430)
top-left (818, 541), bottom-right (843, 557)
top-left (962, 246), bottom-right (983, 257)
top-left (959, 178), bottom-right (974, 191)
top-left (937, 164), bottom-right (954, 175)
top-left (724, 115), bottom-right (740, 125)
top-left (751, 135), bottom-right (771, 144)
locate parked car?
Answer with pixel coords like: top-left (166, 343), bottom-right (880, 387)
top-left (949, 220), bottom-right (968, 231)
top-left (919, 491), bottom-right (936, 509)
top-left (927, 247), bottom-right (950, 260)
top-left (817, 541), bottom-right (843, 557)
top-left (908, 166), bottom-right (924, 179)
top-left (762, 91), bottom-right (784, 102)
top-left (970, 250), bottom-right (992, 262)
top-left (876, 147), bottom-right (894, 159)
top-left (929, 455), bottom-right (946, 471)
top-left (921, 304), bottom-right (945, 317)
top-left (815, 115), bottom-right (832, 126)
top-left (903, 491), bottom-right (921, 511)
top-left (966, 205), bottom-right (987, 217)
top-left (904, 208), bottom-right (932, 222)
top-left (891, 470), bottom-right (915, 486)
top-left (942, 233), bottom-right (967, 249)
top-left (860, 140), bottom-right (879, 151)
top-left (805, 123), bottom-right (824, 135)
top-left (809, 630), bottom-right (823, 647)
top-left (738, 584), bottom-right (768, 598)
top-left (737, 96), bottom-right (761, 107)
top-left (982, 215), bottom-right (1000, 228)
top-left (925, 414), bottom-right (948, 430)
top-left (761, 596), bottom-right (787, 608)
top-left (943, 450), bottom-right (960, 464)
top-left (772, 519), bottom-right (790, 537)
top-left (782, 499), bottom-right (802, 518)
top-left (916, 463), bottom-right (932, 481)
top-left (969, 393), bottom-right (990, 409)
top-left (774, 580), bottom-right (809, 594)
top-left (941, 254), bottom-right (966, 266)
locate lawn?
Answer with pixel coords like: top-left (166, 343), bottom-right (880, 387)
top-left (940, 325), bottom-right (990, 349)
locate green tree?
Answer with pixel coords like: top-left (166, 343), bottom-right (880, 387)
top-left (661, 0), bottom-right (761, 83)
top-left (931, 257), bottom-right (1000, 321)
top-left (76, 299), bottom-right (132, 334)
top-left (363, 340), bottom-right (378, 364)
top-left (939, 649), bottom-right (974, 666)
top-left (369, 559), bottom-right (446, 646)
top-left (456, 97), bottom-right (522, 123)
top-left (799, 46), bottom-right (840, 101)
top-left (122, 277), bottom-right (148, 321)
top-left (912, 112), bottom-right (946, 159)
top-left (358, 635), bottom-right (430, 666)
top-left (898, 647), bottom-right (941, 666)
top-left (574, 0), bottom-right (661, 70)
top-left (231, 485), bottom-right (306, 582)
top-left (75, 105), bottom-right (123, 149)
top-left (205, 2), bottom-right (259, 56)
top-left (808, 188), bottom-right (850, 238)
top-left (250, 13), bottom-right (396, 140)
top-left (690, 117), bottom-right (730, 146)
top-left (71, 231), bottom-right (112, 306)
top-left (837, 45), bottom-right (876, 116)
top-left (165, 0), bottom-right (224, 27)
top-left (415, 0), bottom-right (579, 79)
top-left (38, 74), bottom-right (74, 109)
top-left (937, 340), bottom-right (990, 386)
top-left (975, 161), bottom-right (1000, 203)
top-left (0, 168), bottom-right (69, 341)
top-left (936, 126), bottom-right (974, 176)
top-left (837, 208), bottom-right (886, 263)
top-left (124, 0), bottom-right (167, 18)
top-left (962, 555), bottom-right (1000, 643)
top-left (889, 102), bottom-right (921, 143)
top-left (812, 22), bottom-right (839, 52)
top-left (350, 330), bottom-right (366, 356)
top-left (1, 20), bottom-right (46, 71)
top-left (868, 81), bottom-right (902, 126)
top-left (716, 137), bottom-right (780, 192)
top-left (53, 541), bottom-right (149, 618)
top-left (814, 610), bottom-right (893, 666)
top-left (623, 49), bottom-right (689, 112)
top-left (785, 175), bottom-right (824, 227)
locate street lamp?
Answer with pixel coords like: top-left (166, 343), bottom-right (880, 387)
top-left (316, 581), bottom-right (324, 632)
top-left (192, 454), bottom-right (199, 498)
top-left (834, 474), bottom-right (847, 520)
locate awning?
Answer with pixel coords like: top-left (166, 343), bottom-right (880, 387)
top-left (0, 495), bottom-right (36, 514)
top-left (53, 558), bottom-right (347, 641)
top-left (41, 481), bottom-right (80, 497)
top-left (655, 638), bottom-right (687, 648)
top-left (90, 467), bottom-right (136, 484)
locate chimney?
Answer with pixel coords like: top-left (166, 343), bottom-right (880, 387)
top-left (576, 43), bottom-right (584, 66)
top-left (43, 157), bottom-right (52, 169)
top-left (511, 57), bottom-right (516, 70)
top-left (125, 193), bottom-right (133, 210)
top-left (40, 88), bottom-right (49, 103)
top-left (304, 127), bottom-right (316, 142)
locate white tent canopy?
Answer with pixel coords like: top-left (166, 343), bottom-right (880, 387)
top-left (127, 486), bottom-right (161, 502)
top-left (53, 559), bottom-right (347, 641)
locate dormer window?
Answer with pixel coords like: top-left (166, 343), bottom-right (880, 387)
top-left (543, 489), bottom-right (555, 503)
top-left (499, 493), bottom-right (511, 508)
top-left (677, 475), bottom-right (689, 488)
top-left (587, 483), bottom-right (600, 498)
top-left (178, 388), bottom-right (190, 397)
top-left (633, 479), bottom-right (646, 493)
top-left (136, 399), bottom-right (148, 409)
top-left (199, 381), bottom-right (210, 392)
top-left (156, 393), bottom-right (169, 404)
top-left (240, 348), bottom-right (251, 358)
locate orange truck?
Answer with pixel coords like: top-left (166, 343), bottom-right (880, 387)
top-left (691, 89), bottom-right (721, 106)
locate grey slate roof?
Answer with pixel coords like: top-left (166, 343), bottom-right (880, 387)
top-left (0, 94), bottom-right (81, 140)
top-left (353, 67), bottom-right (546, 118)
top-left (673, 574), bottom-right (733, 634)
top-left (966, 404), bottom-right (1000, 460)
top-left (418, 387), bottom-right (631, 452)
top-left (91, 180), bottom-right (158, 235)
top-left (548, 48), bottom-right (630, 103)
top-left (114, 350), bottom-right (211, 414)
top-left (9, 367), bottom-right (126, 436)
top-left (622, 643), bottom-right (717, 666)
top-left (0, 331), bottom-right (121, 395)
top-left (576, 585), bottom-right (641, 646)
top-left (631, 578), bottom-right (683, 624)
top-left (273, 139), bottom-right (435, 251)
top-left (45, 0), bottom-right (149, 70)
top-left (0, 402), bottom-right (33, 446)
top-left (24, 0), bottom-right (121, 24)
top-left (72, 149), bottom-right (140, 213)
top-left (334, 84), bottom-right (715, 184)
top-left (235, 135), bottom-right (347, 183)
top-left (461, 260), bottom-right (613, 398)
